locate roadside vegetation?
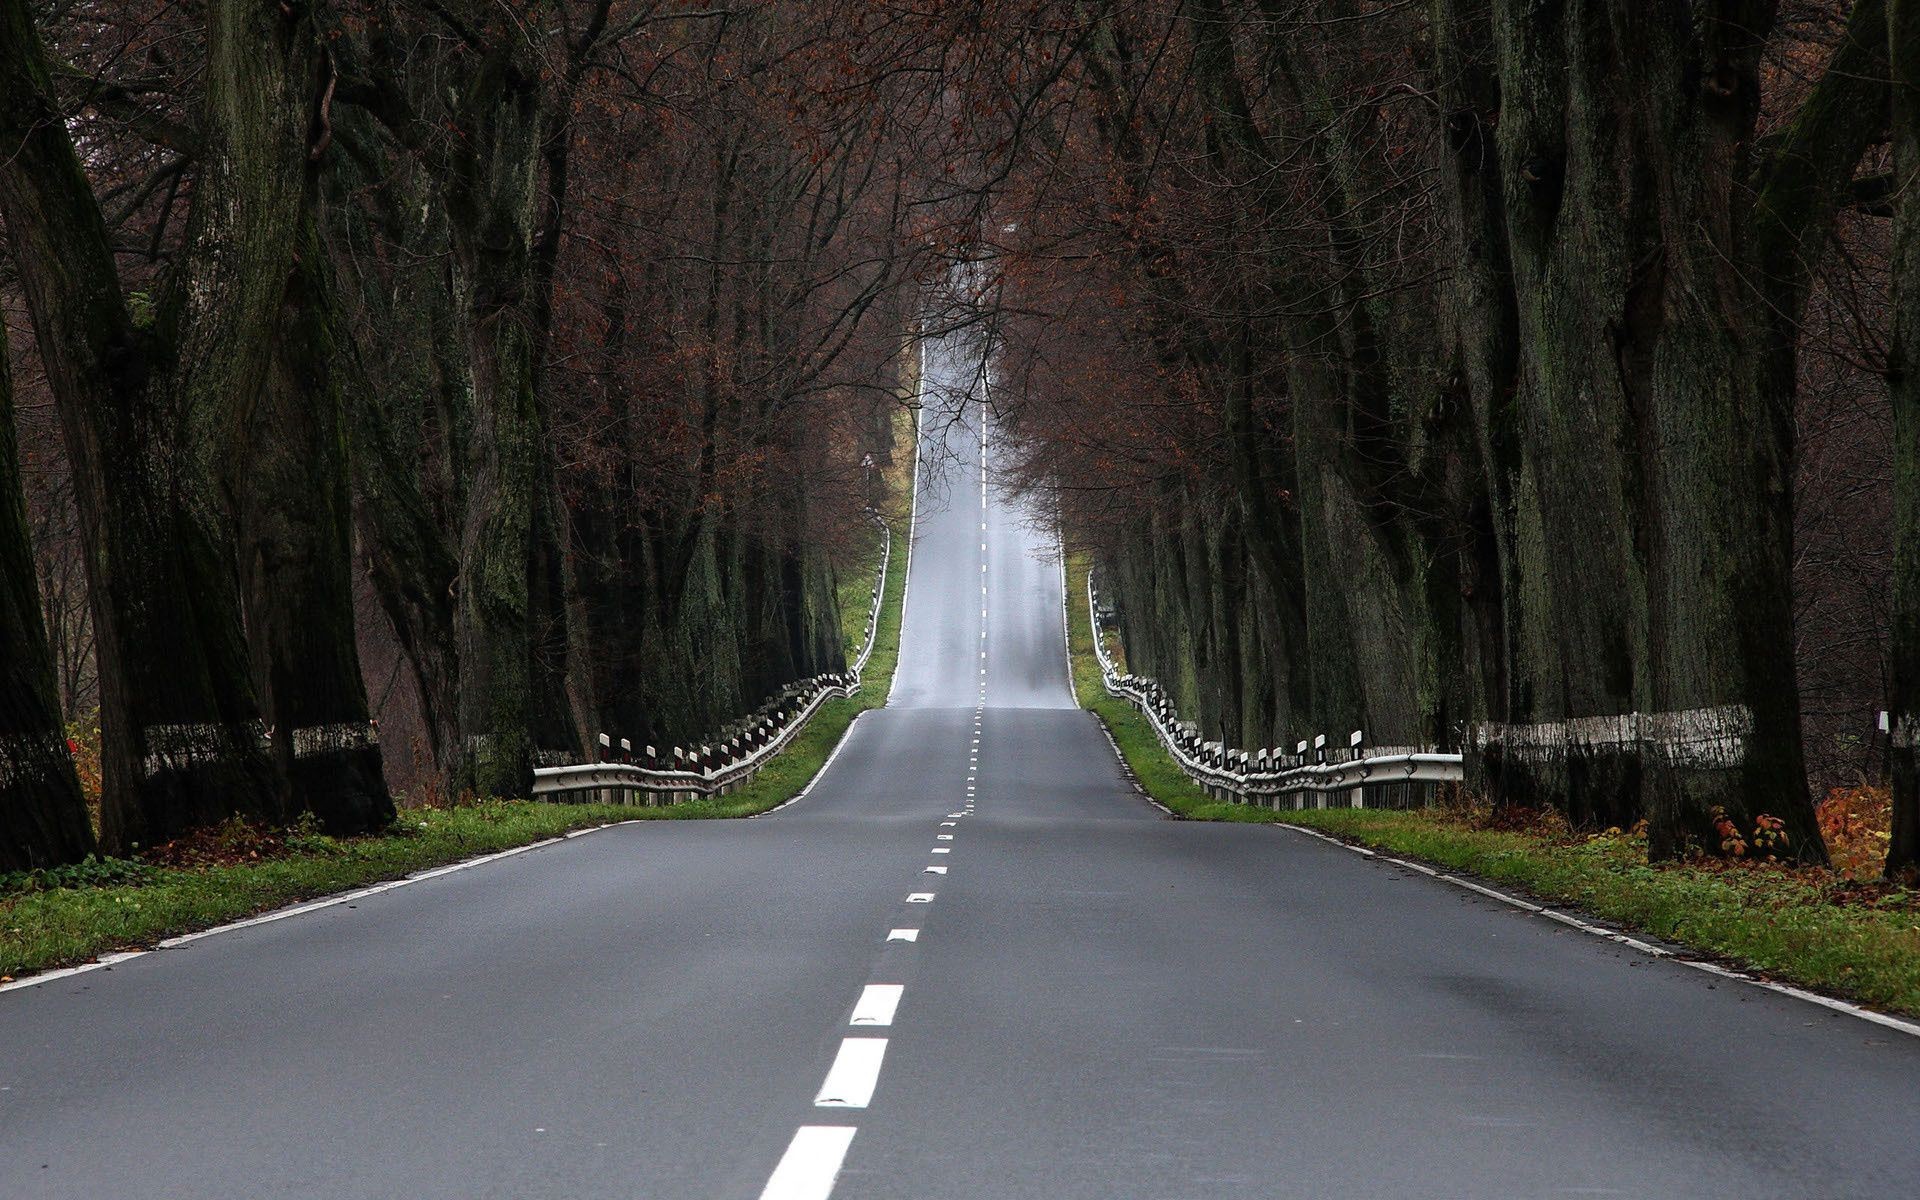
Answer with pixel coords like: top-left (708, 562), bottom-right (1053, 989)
top-left (1067, 557), bottom-right (1920, 1019)
top-left (1, 437), bottom-right (915, 983)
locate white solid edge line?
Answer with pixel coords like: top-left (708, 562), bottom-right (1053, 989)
top-left (815, 1037), bottom-right (888, 1107)
top-left (887, 928), bottom-right (919, 942)
top-left (850, 983), bottom-right (905, 1026)
top-left (1089, 720), bottom-right (1172, 816)
top-left (755, 711), bottom-right (868, 818)
top-left (760, 1125), bottom-right (857, 1200)
top-left (1273, 822), bottom-right (1920, 1039)
top-left (0, 822), bottom-right (661, 995)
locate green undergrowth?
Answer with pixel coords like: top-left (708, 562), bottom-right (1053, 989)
top-left (3, 478), bottom-right (913, 984)
top-left (1064, 556), bottom-right (1920, 1018)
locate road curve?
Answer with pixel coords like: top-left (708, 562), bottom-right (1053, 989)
top-left (2, 331), bottom-right (1917, 1199)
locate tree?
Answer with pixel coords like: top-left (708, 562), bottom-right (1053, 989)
top-left (1890, 0), bottom-right (1920, 878)
top-left (0, 0), bottom-right (298, 852)
top-left (0, 315), bottom-right (96, 870)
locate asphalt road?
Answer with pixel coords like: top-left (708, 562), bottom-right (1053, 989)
top-left (3, 334), bottom-right (1918, 1199)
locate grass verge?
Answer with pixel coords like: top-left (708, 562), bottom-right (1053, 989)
top-left (3, 478), bottom-right (913, 984)
top-left (1065, 555), bottom-right (1920, 1019)
top-left (1067, 553), bottom-right (1262, 824)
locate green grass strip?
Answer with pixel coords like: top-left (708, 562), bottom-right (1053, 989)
top-left (3, 505), bottom-right (912, 983)
top-left (1064, 555), bottom-right (1920, 1018)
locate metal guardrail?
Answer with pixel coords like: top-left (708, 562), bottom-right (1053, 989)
top-left (1086, 569), bottom-right (1463, 811)
top-left (532, 514), bottom-right (892, 805)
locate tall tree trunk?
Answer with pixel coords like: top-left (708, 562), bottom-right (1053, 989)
top-left (1433, 0), bottom-right (1525, 737)
top-left (1890, 0), bottom-right (1920, 879)
top-left (0, 319), bottom-right (97, 870)
top-left (1618, 2), bottom-right (1823, 862)
top-left (446, 45), bottom-right (579, 795)
top-left (1489, 0), bottom-right (1652, 830)
top-left (234, 216), bottom-right (394, 833)
top-left (332, 150), bottom-right (466, 788)
top-left (0, 0), bottom-right (307, 852)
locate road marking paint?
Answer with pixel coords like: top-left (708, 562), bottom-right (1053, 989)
top-left (924, 865), bottom-right (947, 874)
top-left (932, 847), bottom-right (950, 853)
top-left (0, 950), bottom-right (149, 994)
top-left (941, 821), bottom-right (956, 826)
top-left (1274, 822), bottom-right (1920, 1039)
top-left (850, 984), bottom-right (905, 1026)
top-left (815, 1037), bottom-right (888, 1107)
top-left (887, 929), bottom-right (919, 942)
top-left (937, 834), bottom-right (953, 840)
top-left (3, 817), bottom-right (666, 993)
top-left (760, 1126), bottom-right (857, 1200)
top-left (756, 712), bottom-right (870, 817)
top-left (907, 892), bottom-right (934, 902)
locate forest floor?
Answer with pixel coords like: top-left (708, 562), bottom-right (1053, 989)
top-left (1065, 556), bottom-right (1920, 1021)
top-left (0, 418), bottom-right (918, 985)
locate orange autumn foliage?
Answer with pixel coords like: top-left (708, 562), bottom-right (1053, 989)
top-left (1817, 784), bottom-right (1893, 879)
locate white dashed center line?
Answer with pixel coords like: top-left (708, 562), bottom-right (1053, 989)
top-left (887, 929), bottom-right (919, 942)
top-left (850, 984), bottom-right (905, 1027)
top-left (815, 1038), bottom-right (888, 1108)
top-left (760, 1126), bottom-right (857, 1200)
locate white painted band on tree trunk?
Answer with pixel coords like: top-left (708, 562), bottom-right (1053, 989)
top-left (289, 722), bottom-right (379, 759)
top-left (1891, 713), bottom-right (1920, 750)
top-left (1469, 704), bottom-right (1752, 769)
top-left (140, 721), bottom-right (263, 779)
top-left (0, 730), bottom-right (74, 789)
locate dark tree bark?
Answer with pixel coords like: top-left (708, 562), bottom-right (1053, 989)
top-left (1614, 2), bottom-right (1806, 858)
top-left (0, 318), bottom-right (97, 870)
top-left (1432, 0), bottom-right (1525, 738)
top-left (0, 0), bottom-right (309, 852)
top-left (1890, 0), bottom-right (1920, 878)
top-left (233, 214), bottom-right (394, 833)
top-left (1488, 0), bottom-right (1650, 829)
top-left (1481, 0), bottom-right (1833, 860)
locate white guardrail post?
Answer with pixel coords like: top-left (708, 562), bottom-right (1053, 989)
top-left (1086, 567), bottom-right (1462, 810)
top-left (531, 513), bottom-right (892, 805)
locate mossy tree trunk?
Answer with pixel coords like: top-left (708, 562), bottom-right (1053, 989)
top-left (1433, 0), bottom-right (1524, 737)
top-left (1487, 0), bottom-right (1650, 829)
top-left (0, 319), bottom-right (96, 870)
top-left (0, 0), bottom-right (326, 851)
top-left (445, 35), bottom-right (579, 796)
top-left (1487, 0), bottom-right (1836, 860)
top-left (330, 146), bottom-right (466, 786)
top-left (232, 214), bottom-right (394, 833)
